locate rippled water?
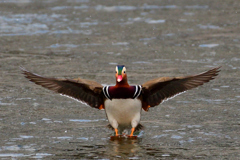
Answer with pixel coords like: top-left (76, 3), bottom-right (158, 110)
top-left (0, 0), bottom-right (239, 159)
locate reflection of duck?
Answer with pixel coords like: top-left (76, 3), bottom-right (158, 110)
top-left (22, 65), bottom-right (220, 137)
top-left (108, 137), bottom-right (141, 157)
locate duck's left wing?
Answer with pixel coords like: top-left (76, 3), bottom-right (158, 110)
top-left (22, 68), bottom-right (104, 109)
top-left (141, 67), bottom-right (221, 111)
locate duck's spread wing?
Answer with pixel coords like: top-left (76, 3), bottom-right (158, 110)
top-left (141, 67), bottom-right (221, 111)
top-left (22, 69), bottom-right (104, 109)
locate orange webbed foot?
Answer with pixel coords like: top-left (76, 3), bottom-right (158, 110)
top-left (110, 128), bottom-right (120, 140)
top-left (127, 127), bottom-right (137, 139)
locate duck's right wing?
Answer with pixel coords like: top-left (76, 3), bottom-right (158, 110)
top-left (22, 68), bottom-right (105, 109)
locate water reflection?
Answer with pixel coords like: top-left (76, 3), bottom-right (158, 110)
top-left (59, 136), bottom-right (181, 159)
top-left (108, 137), bottom-right (142, 158)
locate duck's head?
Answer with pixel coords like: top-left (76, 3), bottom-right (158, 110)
top-left (115, 65), bottom-right (128, 85)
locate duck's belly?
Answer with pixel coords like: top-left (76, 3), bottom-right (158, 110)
top-left (104, 99), bottom-right (142, 129)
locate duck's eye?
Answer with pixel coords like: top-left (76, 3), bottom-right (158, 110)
top-left (124, 71), bottom-right (126, 73)
top-left (115, 71), bottom-right (117, 73)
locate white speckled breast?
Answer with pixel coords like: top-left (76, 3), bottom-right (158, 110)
top-left (104, 99), bottom-right (142, 130)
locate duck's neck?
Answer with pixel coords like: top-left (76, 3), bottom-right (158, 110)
top-left (115, 79), bottom-right (129, 87)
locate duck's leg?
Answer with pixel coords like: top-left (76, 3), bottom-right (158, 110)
top-left (129, 113), bottom-right (140, 137)
top-left (129, 127), bottom-right (135, 137)
top-left (115, 128), bottom-right (119, 136)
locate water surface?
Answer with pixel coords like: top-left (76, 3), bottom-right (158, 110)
top-left (0, 0), bottom-right (239, 159)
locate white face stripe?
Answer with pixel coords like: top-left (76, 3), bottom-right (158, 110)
top-left (122, 67), bottom-right (126, 74)
top-left (115, 66), bottom-right (118, 74)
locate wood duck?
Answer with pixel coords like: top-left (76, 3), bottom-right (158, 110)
top-left (22, 65), bottom-right (220, 137)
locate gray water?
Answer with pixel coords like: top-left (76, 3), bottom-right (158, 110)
top-left (0, 0), bottom-right (239, 159)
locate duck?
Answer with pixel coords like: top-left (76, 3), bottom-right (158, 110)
top-left (22, 65), bottom-right (220, 137)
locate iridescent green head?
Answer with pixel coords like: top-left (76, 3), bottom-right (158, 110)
top-left (115, 65), bottom-right (126, 82)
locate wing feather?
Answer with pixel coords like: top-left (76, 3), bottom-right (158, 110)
top-left (21, 68), bottom-right (104, 109)
top-left (141, 67), bottom-right (221, 111)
